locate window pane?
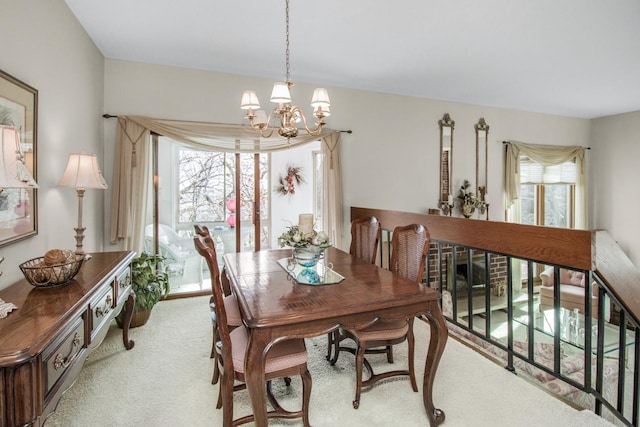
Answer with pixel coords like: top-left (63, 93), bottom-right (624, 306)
top-left (543, 184), bottom-right (568, 227)
top-left (178, 149), bottom-right (270, 251)
top-left (178, 150), bottom-right (228, 223)
top-left (237, 154), bottom-right (264, 251)
top-left (520, 184), bottom-right (535, 225)
top-left (234, 153), bottom-right (271, 251)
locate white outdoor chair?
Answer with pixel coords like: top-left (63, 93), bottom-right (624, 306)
top-left (144, 224), bottom-right (203, 283)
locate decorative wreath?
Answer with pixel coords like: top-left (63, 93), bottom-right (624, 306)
top-left (275, 165), bottom-right (304, 196)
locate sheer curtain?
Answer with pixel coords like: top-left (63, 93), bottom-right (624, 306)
top-left (321, 131), bottom-right (343, 248)
top-left (109, 116), bottom-right (343, 253)
top-left (504, 141), bottom-right (587, 294)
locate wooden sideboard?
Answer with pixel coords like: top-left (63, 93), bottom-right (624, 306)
top-left (0, 251), bottom-right (136, 427)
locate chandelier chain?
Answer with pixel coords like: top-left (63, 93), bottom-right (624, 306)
top-left (240, 0), bottom-right (329, 140)
top-left (285, 0), bottom-right (290, 82)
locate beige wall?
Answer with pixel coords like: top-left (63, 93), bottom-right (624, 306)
top-left (591, 111), bottom-right (640, 267)
top-left (103, 59), bottom-right (591, 249)
top-left (0, 0), bottom-right (105, 288)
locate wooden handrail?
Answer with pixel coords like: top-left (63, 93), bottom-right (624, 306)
top-left (351, 207), bottom-right (593, 270)
top-left (351, 206), bottom-right (640, 324)
top-left (594, 230), bottom-right (640, 322)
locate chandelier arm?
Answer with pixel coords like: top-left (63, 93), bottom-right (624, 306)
top-left (247, 109), bottom-right (276, 138)
top-left (290, 106), bottom-right (323, 136)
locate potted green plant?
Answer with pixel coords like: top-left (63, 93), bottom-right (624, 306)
top-left (116, 252), bottom-right (170, 328)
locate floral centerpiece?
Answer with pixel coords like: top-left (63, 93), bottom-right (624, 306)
top-left (278, 225), bottom-right (330, 252)
top-left (278, 214), bottom-right (330, 263)
top-left (457, 179), bottom-right (484, 218)
top-left (278, 217), bottom-right (330, 283)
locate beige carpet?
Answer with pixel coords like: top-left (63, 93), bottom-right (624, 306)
top-left (45, 296), bottom-right (615, 427)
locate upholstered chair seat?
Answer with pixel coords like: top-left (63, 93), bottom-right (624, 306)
top-left (354, 320), bottom-right (409, 341)
top-left (230, 326), bottom-right (307, 375)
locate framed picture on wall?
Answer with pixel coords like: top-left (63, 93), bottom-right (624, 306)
top-left (0, 69), bottom-right (38, 247)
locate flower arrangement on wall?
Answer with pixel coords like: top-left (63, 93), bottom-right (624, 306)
top-left (457, 179), bottom-right (484, 218)
top-left (275, 165), bottom-right (304, 196)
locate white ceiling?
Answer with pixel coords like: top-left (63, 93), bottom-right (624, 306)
top-left (64, 0), bottom-right (640, 119)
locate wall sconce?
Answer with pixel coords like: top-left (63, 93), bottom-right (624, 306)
top-left (58, 153), bottom-right (108, 257)
top-left (0, 125), bottom-right (39, 276)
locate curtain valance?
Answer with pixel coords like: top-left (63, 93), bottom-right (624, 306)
top-left (507, 140), bottom-right (585, 168)
top-left (124, 115), bottom-right (336, 153)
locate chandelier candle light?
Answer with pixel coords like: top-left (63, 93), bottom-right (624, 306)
top-left (240, 0), bottom-right (330, 140)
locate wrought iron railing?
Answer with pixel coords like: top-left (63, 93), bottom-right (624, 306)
top-left (352, 207), bottom-right (640, 426)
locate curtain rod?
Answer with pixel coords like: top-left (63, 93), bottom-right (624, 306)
top-left (501, 140), bottom-right (590, 150)
top-left (102, 114), bottom-right (353, 134)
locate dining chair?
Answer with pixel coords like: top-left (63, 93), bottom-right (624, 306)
top-left (193, 225), bottom-right (242, 385)
top-left (194, 236), bottom-right (312, 427)
top-left (327, 216), bottom-right (381, 362)
top-left (334, 223), bottom-right (430, 409)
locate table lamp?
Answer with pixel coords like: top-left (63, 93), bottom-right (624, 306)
top-left (58, 153), bottom-right (108, 257)
top-left (0, 125), bottom-right (39, 276)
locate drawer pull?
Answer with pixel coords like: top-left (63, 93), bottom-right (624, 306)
top-left (119, 272), bottom-right (131, 288)
top-left (53, 333), bottom-right (81, 370)
top-left (95, 295), bottom-right (113, 317)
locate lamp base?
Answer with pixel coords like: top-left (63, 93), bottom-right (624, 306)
top-left (74, 226), bottom-right (86, 256)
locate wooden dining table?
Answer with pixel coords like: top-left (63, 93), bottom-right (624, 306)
top-left (223, 247), bottom-right (448, 426)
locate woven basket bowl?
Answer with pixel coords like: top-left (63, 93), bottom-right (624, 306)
top-left (19, 254), bottom-right (85, 289)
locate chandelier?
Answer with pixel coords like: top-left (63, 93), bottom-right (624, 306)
top-left (240, 0), bottom-right (330, 140)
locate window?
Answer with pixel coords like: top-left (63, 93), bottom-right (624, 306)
top-left (519, 156), bottom-right (576, 228)
top-left (165, 141), bottom-right (270, 252)
top-left (519, 156), bottom-right (577, 282)
top-left (178, 149), bottom-right (233, 223)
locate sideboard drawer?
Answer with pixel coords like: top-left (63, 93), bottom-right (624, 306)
top-left (90, 283), bottom-right (115, 337)
top-left (115, 265), bottom-right (132, 305)
top-left (44, 318), bottom-right (85, 396)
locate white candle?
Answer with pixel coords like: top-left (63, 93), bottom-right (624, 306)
top-left (447, 194), bottom-right (453, 205)
top-left (298, 213), bottom-right (314, 237)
